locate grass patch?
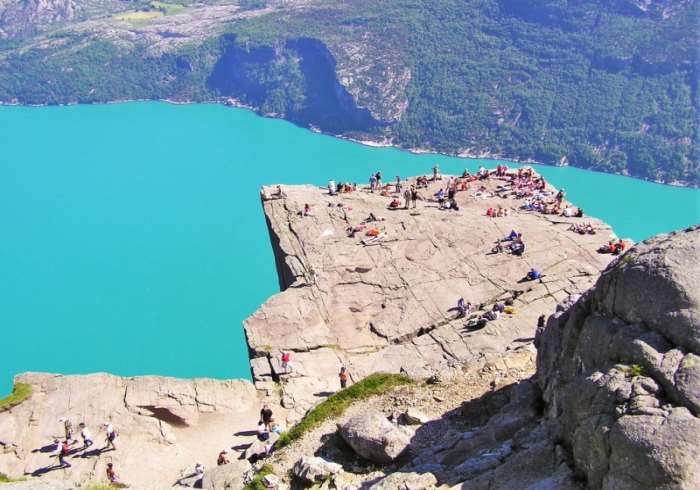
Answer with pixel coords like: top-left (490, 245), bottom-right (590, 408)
top-left (276, 373), bottom-right (413, 448)
top-left (113, 11), bottom-right (164, 22)
top-left (243, 463), bottom-right (274, 490)
top-left (0, 383), bottom-right (32, 412)
top-left (0, 473), bottom-right (26, 483)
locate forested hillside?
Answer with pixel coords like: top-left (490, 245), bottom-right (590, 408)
top-left (1, 0), bottom-right (697, 185)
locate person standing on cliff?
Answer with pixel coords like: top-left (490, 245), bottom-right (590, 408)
top-left (103, 422), bottom-right (117, 451)
top-left (58, 417), bottom-right (73, 443)
top-left (260, 405), bottom-right (274, 431)
top-left (280, 350), bottom-right (293, 374)
top-left (395, 175), bottom-right (402, 194)
top-left (411, 185), bottom-right (418, 208)
top-left (55, 439), bottom-right (72, 469)
top-left (369, 173), bottom-right (377, 193)
top-left (375, 171), bottom-right (382, 189)
top-left (78, 423), bottom-right (94, 451)
top-left (403, 187), bottom-right (411, 209)
top-left (339, 367), bottom-right (349, 389)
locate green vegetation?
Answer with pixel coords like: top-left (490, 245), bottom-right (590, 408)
top-left (0, 473), bottom-right (26, 483)
top-left (0, 0), bottom-right (697, 184)
top-left (629, 364), bottom-right (645, 378)
top-left (0, 382), bottom-right (32, 412)
top-left (243, 463), bottom-right (275, 490)
top-left (276, 373), bottom-right (413, 448)
top-left (113, 11), bottom-right (164, 22)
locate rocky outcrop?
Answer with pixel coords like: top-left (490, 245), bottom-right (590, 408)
top-left (0, 373), bottom-right (260, 488)
top-left (536, 225), bottom-right (700, 488)
top-left (338, 412), bottom-right (413, 463)
top-left (247, 175), bottom-right (616, 421)
top-left (292, 455), bottom-right (342, 483)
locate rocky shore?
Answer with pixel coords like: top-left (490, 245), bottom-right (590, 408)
top-left (2, 172), bottom-right (697, 489)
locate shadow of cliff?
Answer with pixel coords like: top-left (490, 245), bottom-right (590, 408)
top-left (206, 35), bottom-right (383, 135)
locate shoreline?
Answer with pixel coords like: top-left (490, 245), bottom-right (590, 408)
top-left (0, 97), bottom-right (695, 190)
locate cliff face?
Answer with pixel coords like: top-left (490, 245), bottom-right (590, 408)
top-left (246, 175), bottom-right (616, 422)
top-left (536, 225), bottom-right (700, 488)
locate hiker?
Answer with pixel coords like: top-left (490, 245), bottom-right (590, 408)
top-left (280, 350), bottom-right (292, 373)
top-left (375, 171), bottom-right (382, 189)
top-left (260, 405), bottom-right (273, 431)
top-left (339, 367), bottom-right (349, 389)
top-left (369, 173), bottom-right (377, 193)
top-left (302, 203), bottom-right (313, 216)
top-left (106, 462), bottom-right (121, 485)
top-left (410, 185), bottom-right (418, 208)
top-left (403, 187), bottom-right (411, 209)
top-left (217, 450), bottom-right (230, 466)
top-left (194, 463), bottom-right (205, 488)
top-left (510, 240), bottom-right (525, 256)
top-left (103, 422), bottom-right (117, 451)
top-left (78, 423), bottom-right (93, 450)
top-left (56, 439), bottom-right (72, 468)
top-left (556, 188), bottom-right (565, 205)
top-left (526, 268), bottom-right (541, 281)
top-left (58, 417), bottom-right (73, 442)
top-left (395, 175), bottom-right (402, 193)
top-left (388, 197), bottom-right (401, 209)
top-left (456, 298), bottom-right (471, 318)
top-left (257, 421), bottom-right (270, 441)
top-left (434, 188), bottom-right (445, 206)
top-left (432, 164), bottom-right (441, 181)
top-left (328, 180), bottom-right (337, 196)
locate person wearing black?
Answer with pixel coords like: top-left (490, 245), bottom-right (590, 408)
top-left (260, 405), bottom-right (273, 431)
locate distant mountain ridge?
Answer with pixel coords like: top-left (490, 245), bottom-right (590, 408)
top-left (0, 0), bottom-right (697, 185)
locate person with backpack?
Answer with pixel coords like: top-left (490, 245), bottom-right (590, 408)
top-left (56, 439), bottom-right (72, 468)
top-left (260, 404), bottom-right (273, 431)
top-left (280, 350), bottom-right (292, 373)
top-left (339, 367), bottom-right (349, 389)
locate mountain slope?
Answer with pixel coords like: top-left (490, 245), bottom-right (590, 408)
top-left (0, 0), bottom-right (697, 185)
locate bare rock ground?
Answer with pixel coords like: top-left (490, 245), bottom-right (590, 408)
top-left (0, 373), bottom-right (262, 488)
top-left (247, 174), bottom-right (616, 423)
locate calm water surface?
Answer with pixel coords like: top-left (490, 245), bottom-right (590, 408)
top-left (1, 102), bottom-right (698, 395)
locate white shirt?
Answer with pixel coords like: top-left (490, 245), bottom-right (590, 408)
top-left (81, 428), bottom-right (92, 440)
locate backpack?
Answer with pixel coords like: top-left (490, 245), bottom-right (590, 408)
top-left (61, 442), bottom-right (70, 455)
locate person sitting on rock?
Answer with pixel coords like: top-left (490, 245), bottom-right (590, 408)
top-left (302, 203), bottom-right (313, 216)
top-left (434, 188), bottom-right (446, 205)
top-left (270, 419), bottom-right (283, 434)
top-left (194, 463), bottom-right (205, 489)
top-left (510, 239), bottom-right (525, 256)
top-left (505, 230), bottom-right (519, 241)
top-left (257, 420), bottom-right (270, 441)
top-left (217, 450), bottom-right (229, 466)
top-left (526, 268), bottom-right (542, 281)
top-left (388, 197), bottom-right (401, 209)
top-left (456, 298), bottom-right (472, 318)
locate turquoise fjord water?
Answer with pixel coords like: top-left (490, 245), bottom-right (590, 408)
top-left (1, 101), bottom-right (698, 396)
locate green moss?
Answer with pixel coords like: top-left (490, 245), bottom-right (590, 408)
top-left (243, 463), bottom-right (275, 490)
top-left (0, 383), bottom-right (32, 412)
top-left (0, 473), bottom-right (26, 483)
top-left (276, 372), bottom-right (413, 448)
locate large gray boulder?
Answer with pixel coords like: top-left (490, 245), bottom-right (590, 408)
top-left (292, 456), bottom-right (342, 483)
top-left (536, 226), bottom-right (700, 489)
top-left (338, 412), bottom-right (412, 463)
top-left (202, 459), bottom-right (252, 490)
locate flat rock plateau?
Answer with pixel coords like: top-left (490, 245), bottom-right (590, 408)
top-left (248, 174), bottom-right (615, 422)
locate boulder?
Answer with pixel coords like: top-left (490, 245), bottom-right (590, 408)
top-left (536, 226), bottom-right (700, 489)
top-left (293, 456), bottom-right (342, 483)
top-left (338, 412), bottom-right (412, 463)
top-left (402, 409), bottom-right (429, 425)
top-left (202, 459), bottom-right (252, 490)
top-left (369, 471), bottom-right (438, 489)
